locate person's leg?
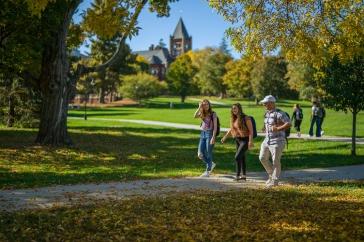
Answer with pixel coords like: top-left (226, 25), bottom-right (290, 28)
top-left (259, 141), bottom-right (273, 178)
top-left (235, 137), bottom-right (248, 177)
top-left (268, 142), bottom-right (285, 184)
top-left (205, 131), bottom-right (213, 171)
top-left (235, 139), bottom-right (242, 177)
top-left (309, 117), bottom-right (316, 136)
top-left (198, 131), bottom-right (210, 174)
top-left (320, 118), bottom-right (325, 135)
top-left (198, 132), bottom-right (206, 161)
top-left (296, 120), bottom-right (302, 137)
top-left (316, 118), bottom-right (321, 137)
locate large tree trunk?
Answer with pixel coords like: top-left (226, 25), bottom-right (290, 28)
top-left (351, 111), bottom-right (357, 156)
top-left (99, 87), bottom-right (105, 103)
top-left (35, 1), bottom-right (79, 146)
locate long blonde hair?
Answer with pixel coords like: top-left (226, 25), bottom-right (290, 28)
top-left (230, 103), bottom-right (247, 131)
top-left (200, 99), bottom-right (213, 119)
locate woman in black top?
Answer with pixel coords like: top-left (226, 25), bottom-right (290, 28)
top-left (292, 104), bottom-right (303, 137)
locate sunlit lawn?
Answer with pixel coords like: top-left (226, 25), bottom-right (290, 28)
top-left (69, 96), bottom-right (364, 137)
top-left (1, 181), bottom-right (363, 241)
top-left (0, 118), bottom-right (363, 189)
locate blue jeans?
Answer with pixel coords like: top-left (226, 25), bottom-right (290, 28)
top-left (309, 116), bottom-right (321, 137)
top-left (198, 130), bottom-right (214, 171)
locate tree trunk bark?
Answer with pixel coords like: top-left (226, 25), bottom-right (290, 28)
top-left (351, 111), bottom-right (357, 156)
top-left (181, 95), bottom-right (185, 103)
top-left (35, 1), bottom-right (79, 146)
top-left (7, 94), bottom-right (15, 127)
top-left (99, 87), bottom-right (105, 103)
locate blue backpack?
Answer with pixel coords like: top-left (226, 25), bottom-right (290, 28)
top-left (242, 115), bottom-right (258, 139)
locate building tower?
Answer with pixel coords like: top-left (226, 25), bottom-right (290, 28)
top-left (169, 18), bottom-right (192, 59)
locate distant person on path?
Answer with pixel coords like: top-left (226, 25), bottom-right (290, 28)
top-left (309, 101), bottom-right (322, 137)
top-left (319, 103), bottom-right (326, 136)
top-left (292, 104), bottom-right (303, 137)
top-left (194, 99), bottom-right (218, 177)
top-left (221, 103), bottom-right (254, 181)
top-left (259, 95), bottom-right (291, 188)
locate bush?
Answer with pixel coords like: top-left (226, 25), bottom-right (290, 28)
top-left (119, 73), bottom-right (166, 101)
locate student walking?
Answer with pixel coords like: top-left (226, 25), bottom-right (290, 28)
top-left (318, 103), bottom-right (326, 136)
top-left (194, 99), bottom-right (218, 177)
top-left (259, 95), bottom-right (291, 188)
top-left (221, 103), bottom-right (254, 181)
top-left (292, 104), bottom-right (303, 137)
top-left (309, 101), bottom-right (322, 137)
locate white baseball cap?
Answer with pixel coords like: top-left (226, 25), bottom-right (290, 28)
top-left (259, 95), bottom-right (276, 104)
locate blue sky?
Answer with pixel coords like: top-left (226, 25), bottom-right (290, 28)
top-left (74, 0), bottom-right (240, 58)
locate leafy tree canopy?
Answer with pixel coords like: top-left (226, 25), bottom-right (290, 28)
top-left (209, 0), bottom-right (364, 67)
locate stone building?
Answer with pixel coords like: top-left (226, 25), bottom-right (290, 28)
top-left (134, 18), bottom-right (192, 80)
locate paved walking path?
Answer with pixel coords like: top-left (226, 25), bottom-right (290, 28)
top-left (69, 117), bottom-right (364, 144)
top-left (1, 164), bottom-right (363, 212)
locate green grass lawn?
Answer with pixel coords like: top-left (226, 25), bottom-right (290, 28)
top-left (1, 181), bottom-right (363, 241)
top-left (69, 96), bottom-right (364, 137)
top-left (1, 118), bottom-right (363, 189)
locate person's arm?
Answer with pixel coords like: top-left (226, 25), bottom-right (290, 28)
top-left (221, 129), bottom-right (232, 143)
top-left (273, 122), bottom-right (291, 132)
top-left (246, 118), bottom-right (254, 149)
top-left (210, 113), bottom-right (217, 144)
top-left (194, 102), bottom-right (202, 118)
top-left (272, 112), bottom-right (291, 132)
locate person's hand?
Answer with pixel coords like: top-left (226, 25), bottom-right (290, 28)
top-left (271, 125), bottom-right (278, 132)
top-left (221, 136), bottom-right (226, 144)
top-left (210, 137), bottom-right (216, 145)
top-left (248, 141), bottom-right (254, 149)
top-left (198, 102), bottom-right (202, 109)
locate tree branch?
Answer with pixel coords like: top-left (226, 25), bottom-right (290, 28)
top-left (81, 0), bottom-right (148, 75)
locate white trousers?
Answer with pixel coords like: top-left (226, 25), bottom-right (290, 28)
top-left (259, 141), bottom-right (285, 181)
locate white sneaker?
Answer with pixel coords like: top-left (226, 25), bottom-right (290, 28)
top-left (199, 171), bottom-right (210, 177)
top-left (265, 180), bottom-right (279, 188)
top-left (210, 162), bottom-right (216, 173)
top-left (321, 130), bottom-right (324, 136)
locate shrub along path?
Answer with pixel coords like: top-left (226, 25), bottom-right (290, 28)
top-left (1, 164), bottom-right (364, 212)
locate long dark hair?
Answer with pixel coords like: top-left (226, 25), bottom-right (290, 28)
top-left (230, 103), bottom-right (246, 131)
top-left (200, 99), bottom-right (213, 119)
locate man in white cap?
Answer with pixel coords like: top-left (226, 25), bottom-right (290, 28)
top-left (259, 95), bottom-right (291, 188)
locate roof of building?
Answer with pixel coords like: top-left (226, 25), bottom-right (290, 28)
top-left (134, 47), bottom-right (172, 66)
top-left (149, 55), bottom-right (163, 65)
top-left (172, 18), bottom-right (190, 39)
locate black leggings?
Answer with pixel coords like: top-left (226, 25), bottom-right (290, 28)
top-left (294, 119), bottom-right (302, 132)
top-left (235, 137), bottom-right (249, 176)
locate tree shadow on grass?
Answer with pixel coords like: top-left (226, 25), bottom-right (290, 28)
top-left (0, 126), bottom-right (363, 189)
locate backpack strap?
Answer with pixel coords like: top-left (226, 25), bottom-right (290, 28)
top-left (274, 109), bottom-right (289, 148)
